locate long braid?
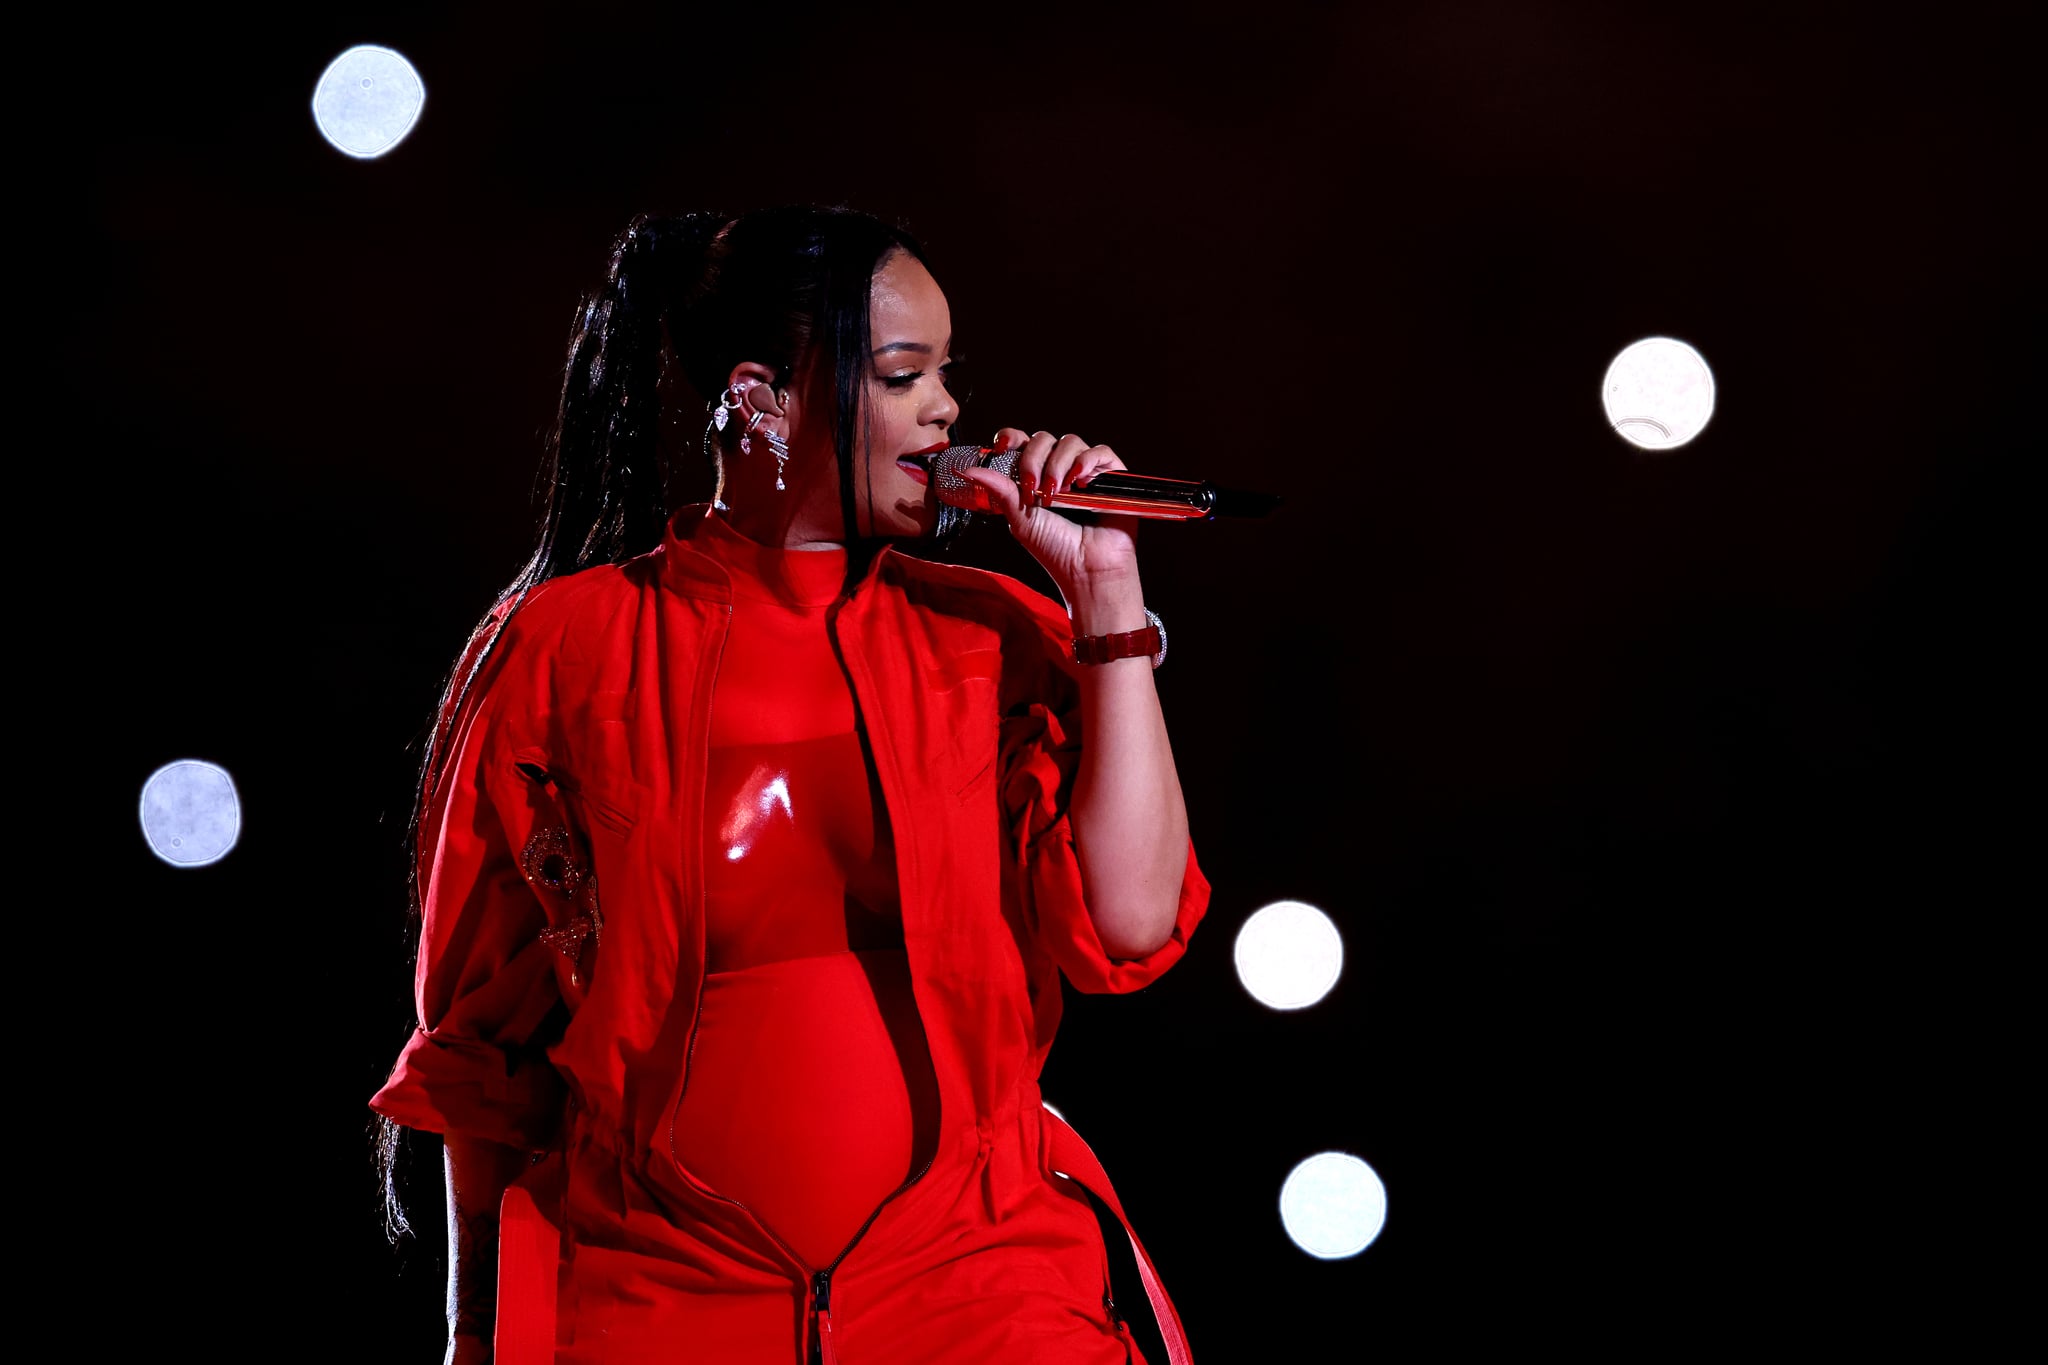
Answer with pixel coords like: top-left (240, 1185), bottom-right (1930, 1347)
top-left (378, 204), bottom-right (927, 1243)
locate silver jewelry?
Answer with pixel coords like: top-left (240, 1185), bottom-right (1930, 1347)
top-left (706, 383), bottom-right (743, 457)
top-left (713, 383), bottom-right (743, 431)
top-left (763, 427), bottom-right (791, 490)
top-left (1144, 608), bottom-right (1167, 668)
top-left (706, 383), bottom-right (791, 490)
top-left (738, 385), bottom-right (792, 488)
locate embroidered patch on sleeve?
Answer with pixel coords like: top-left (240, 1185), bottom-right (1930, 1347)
top-left (521, 825), bottom-right (603, 984)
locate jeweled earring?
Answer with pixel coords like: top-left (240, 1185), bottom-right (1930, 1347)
top-left (737, 384), bottom-right (791, 490)
top-left (708, 383), bottom-right (743, 440)
top-left (763, 426), bottom-right (791, 490)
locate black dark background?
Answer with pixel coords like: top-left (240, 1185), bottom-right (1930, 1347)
top-left (72, 2), bottom-right (2029, 1358)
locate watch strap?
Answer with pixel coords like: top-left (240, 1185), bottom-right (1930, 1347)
top-left (1072, 609), bottom-right (1167, 668)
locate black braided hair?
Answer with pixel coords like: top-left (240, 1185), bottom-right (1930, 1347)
top-left (376, 204), bottom-right (933, 1241)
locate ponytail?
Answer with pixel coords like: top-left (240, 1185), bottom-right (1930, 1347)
top-left (527, 211), bottom-right (728, 586)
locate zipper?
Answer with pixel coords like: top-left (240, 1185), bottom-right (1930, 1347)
top-left (796, 578), bottom-right (942, 1361)
top-left (670, 997), bottom-right (938, 1365)
top-left (812, 1271), bottom-right (840, 1364)
top-left (662, 585), bottom-right (945, 1361)
top-left (663, 600), bottom-right (823, 1328)
top-left (806, 1144), bottom-right (937, 1362)
top-left (798, 585), bottom-right (950, 1358)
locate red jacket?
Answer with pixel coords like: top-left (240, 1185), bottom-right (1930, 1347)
top-left (371, 506), bottom-right (1210, 1363)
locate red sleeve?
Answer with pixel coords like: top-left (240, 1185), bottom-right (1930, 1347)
top-left (997, 593), bottom-right (1210, 995)
top-left (368, 610), bottom-right (570, 1150)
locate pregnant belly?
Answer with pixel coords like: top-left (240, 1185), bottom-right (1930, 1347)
top-left (673, 947), bottom-right (940, 1270)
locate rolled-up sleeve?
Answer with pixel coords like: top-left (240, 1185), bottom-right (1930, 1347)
top-left (998, 616), bottom-right (1210, 995)
top-left (369, 620), bottom-right (567, 1150)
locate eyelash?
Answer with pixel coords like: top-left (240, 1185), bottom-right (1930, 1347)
top-left (882, 360), bottom-right (965, 391)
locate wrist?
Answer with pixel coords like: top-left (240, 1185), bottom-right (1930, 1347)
top-left (1060, 569), bottom-right (1146, 636)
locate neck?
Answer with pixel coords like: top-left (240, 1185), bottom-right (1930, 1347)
top-left (720, 467), bottom-right (855, 551)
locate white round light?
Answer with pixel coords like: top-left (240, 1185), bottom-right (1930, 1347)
top-left (1233, 899), bottom-right (1344, 1010)
top-left (1280, 1151), bottom-right (1387, 1259)
top-left (139, 760), bottom-right (241, 867)
top-left (312, 45), bottom-right (426, 159)
top-left (1602, 336), bottom-right (1715, 449)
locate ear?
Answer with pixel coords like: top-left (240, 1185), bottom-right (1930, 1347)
top-left (725, 362), bottom-right (786, 416)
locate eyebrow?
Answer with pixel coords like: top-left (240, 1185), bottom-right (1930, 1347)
top-left (870, 338), bottom-right (952, 358)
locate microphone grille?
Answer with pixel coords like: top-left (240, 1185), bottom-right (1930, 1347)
top-left (930, 445), bottom-right (1017, 495)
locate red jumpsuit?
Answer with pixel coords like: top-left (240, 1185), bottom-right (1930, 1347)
top-left (371, 507), bottom-right (1209, 1363)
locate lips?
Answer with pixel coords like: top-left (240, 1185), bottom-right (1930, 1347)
top-left (896, 440), bottom-right (950, 487)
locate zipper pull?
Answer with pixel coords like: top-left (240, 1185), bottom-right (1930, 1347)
top-left (813, 1270), bottom-right (842, 1365)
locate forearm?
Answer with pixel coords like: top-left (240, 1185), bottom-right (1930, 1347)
top-left (443, 1135), bottom-right (529, 1362)
top-left (1064, 568), bottom-right (1191, 960)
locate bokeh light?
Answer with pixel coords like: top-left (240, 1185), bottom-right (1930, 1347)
top-left (1603, 336), bottom-right (1715, 449)
top-left (312, 45), bottom-right (426, 159)
top-left (1234, 900), bottom-right (1344, 1010)
top-left (139, 759), bottom-right (241, 867)
top-left (1280, 1152), bottom-right (1387, 1259)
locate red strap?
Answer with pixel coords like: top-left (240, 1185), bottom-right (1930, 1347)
top-left (1072, 623), bottom-right (1162, 665)
top-left (493, 1158), bottom-right (563, 1365)
top-left (1044, 1109), bottom-right (1194, 1365)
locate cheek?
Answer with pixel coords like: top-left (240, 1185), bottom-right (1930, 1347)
top-left (871, 396), bottom-right (918, 452)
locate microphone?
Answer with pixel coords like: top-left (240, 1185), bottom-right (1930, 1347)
top-left (930, 445), bottom-right (1280, 521)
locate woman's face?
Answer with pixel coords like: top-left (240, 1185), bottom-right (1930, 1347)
top-left (743, 249), bottom-right (960, 547)
top-left (841, 250), bottom-right (962, 540)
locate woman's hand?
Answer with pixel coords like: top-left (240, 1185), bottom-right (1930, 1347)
top-left (955, 429), bottom-right (1141, 597)
top-left (959, 427), bottom-right (1188, 959)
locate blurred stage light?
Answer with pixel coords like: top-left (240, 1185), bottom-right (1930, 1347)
top-left (1603, 336), bottom-right (1715, 449)
top-left (1234, 899), bottom-right (1344, 1010)
top-left (140, 759), bottom-right (241, 867)
top-left (312, 45), bottom-right (425, 159)
top-left (1280, 1152), bottom-right (1387, 1259)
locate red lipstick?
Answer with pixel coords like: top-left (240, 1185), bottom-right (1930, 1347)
top-left (897, 440), bottom-right (950, 487)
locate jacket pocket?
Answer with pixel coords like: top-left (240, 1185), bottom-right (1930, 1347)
top-left (547, 715), bottom-right (644, 838)
top-left (935, 649), bottom-right (1003, 799)
top-left (575, 758), bottom-right (640, 838)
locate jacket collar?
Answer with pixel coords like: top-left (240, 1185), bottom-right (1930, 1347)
top-left (658, 503), bottom-right (902, 605)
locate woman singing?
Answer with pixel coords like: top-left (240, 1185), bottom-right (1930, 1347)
top-left (370, 205), bottom-right (1209, 1364)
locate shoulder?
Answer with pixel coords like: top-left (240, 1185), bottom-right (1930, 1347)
top-left (879, 552), bottom-right (1071, 644)
top-left (495, 559), bottom-right (648, 655)
top-left (467, 559), bottom-right (649, 710)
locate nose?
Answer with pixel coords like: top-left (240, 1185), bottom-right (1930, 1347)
top-left (924, 380), bottom-right (960, 433)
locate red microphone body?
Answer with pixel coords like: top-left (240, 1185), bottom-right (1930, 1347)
top-left (929, 445), bottom-right (1278, 521)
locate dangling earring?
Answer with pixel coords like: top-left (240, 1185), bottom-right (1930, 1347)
top-left (738, 383), bottom-right (792, 491)
top-left (762, 426), bottom-right (791, 490)
top-left (709, 383), bottom-right (743, 438)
